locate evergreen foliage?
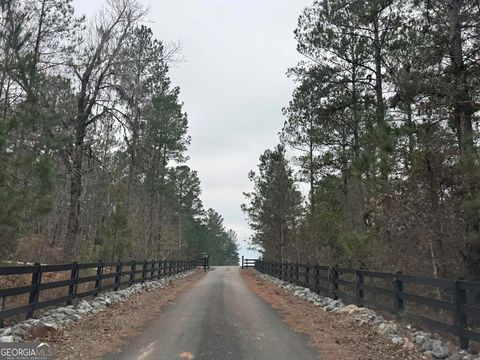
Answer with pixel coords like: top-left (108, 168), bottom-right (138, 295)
top-left (0, 0), bottom-right (239, 265)
top-left (245, 0), bottom-right (480, 278)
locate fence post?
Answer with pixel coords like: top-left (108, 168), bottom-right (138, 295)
top-left (241, 256), bottom-right (244, 269)
top-left (454, 279), bottom-right (469, 349)
top-left (94, 260), bottom-right (103, 296)
top-left (129, 260), bottom-right (136, 285)
top-left (26, 263), bottom-right (42, 319)
top-left (67, 261), bottom-right (79, 305)
top-left (295, 263), bottom-right (299, 284)
top-left (355, 270), bottom-right (364, 307)
top-left (315, 265), bottom-right (320, 294)
top-left (393, 271), bottom-right (404, 312)
top-left (331, 266), bottom-right (339, 300)
top-left (114, 260), bottom-right (122, 291)
top-left (305, 264), bottom-right (310, 288)
top-left (141, 260), bottom-right (147, 283)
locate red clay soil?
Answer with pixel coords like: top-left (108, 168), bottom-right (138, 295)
top-left (25, 270), bottom-right (205, 360)
top-left (241, 270), bottom-right (430, 360)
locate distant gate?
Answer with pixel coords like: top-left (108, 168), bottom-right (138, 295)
top-left (196, 257), bottom-right (209, 271)
top-left (241, 256), bottom-right (256, 269)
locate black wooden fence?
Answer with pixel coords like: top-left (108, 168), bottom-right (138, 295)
top-left (0, 259), bottom-right (196, 324)
top-left (241, 256), bottom-right (255, 269)
top-left (196, 257), bottom-right (209, 271)
top-left (253, 260), bottom-right (480, 349)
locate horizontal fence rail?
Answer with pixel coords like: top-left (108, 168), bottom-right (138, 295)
top-left (196, 258), bottom-right (209, 271)
top-left (241, 256), bottom-right (256, 269)
top-left (254, 260), bottom-right (480, 349)
top-left (0, 258), bottom-right (196, 323)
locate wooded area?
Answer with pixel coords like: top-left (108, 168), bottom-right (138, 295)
top-left (0, 0), bottom-right (239, 265)
top-left (243, 0), bottom-right (480, 279)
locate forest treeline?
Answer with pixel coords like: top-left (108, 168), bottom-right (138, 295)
top-left (0, 0), bottom-right (239, 265)
top-left (243, 0), bottom-right (480, 279)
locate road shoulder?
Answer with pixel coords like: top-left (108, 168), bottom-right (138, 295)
top-left (241, 269), bottom-right (426, 360)
top-left (25, 270), bottom-right (205, 360)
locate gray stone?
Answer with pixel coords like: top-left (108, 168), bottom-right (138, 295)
top-left (11, 326), bottom-right (26, 336)
top-left (380, 323), bottom-right (398, 337)
top-left (403, 339), bottom-right (416, 351)
top-left (422, 339), bottom-right (435, 351)
top-left (391, 336), bottom-right (404, 345)
top-left (447, 354), bottom-right (462, 360)
top-left (415, 335), bottom-right (427, 346)
top-left (62, 308), bottom-right (76, 315)
top-left (431, 342), bottom-right (449, 359)
top-left (40, 321), bottom-right (58, 330)
top-left (0, 335), bottom-right (14, 342)
top-left (54, 313), bottom-right (66, 320)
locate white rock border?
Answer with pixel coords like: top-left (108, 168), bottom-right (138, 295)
top-left (0, 270), bottom-right (196, 343)
top-left (253, 270), bottom-right (479, 360)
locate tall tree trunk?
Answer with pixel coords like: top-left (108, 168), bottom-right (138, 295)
top-left (308, 130), bottom-right (315, 215)
top-left (373, 15), bottom-right (388, 181)
top-left (448, 0), bottom-right (474, 158)
top-left (280, 221), bottom-right (285, 263)
top-left (64, 120), bottom-right (86, 260)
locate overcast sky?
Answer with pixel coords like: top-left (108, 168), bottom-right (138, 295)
top-left (72, 0), bottom-right (311, 259)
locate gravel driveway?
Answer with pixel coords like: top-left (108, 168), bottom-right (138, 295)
top-left (105, 266), bottom-right (320, 360)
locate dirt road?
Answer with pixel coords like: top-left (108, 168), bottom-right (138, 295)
top-left (105, 266), bottom-right (319, 360)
